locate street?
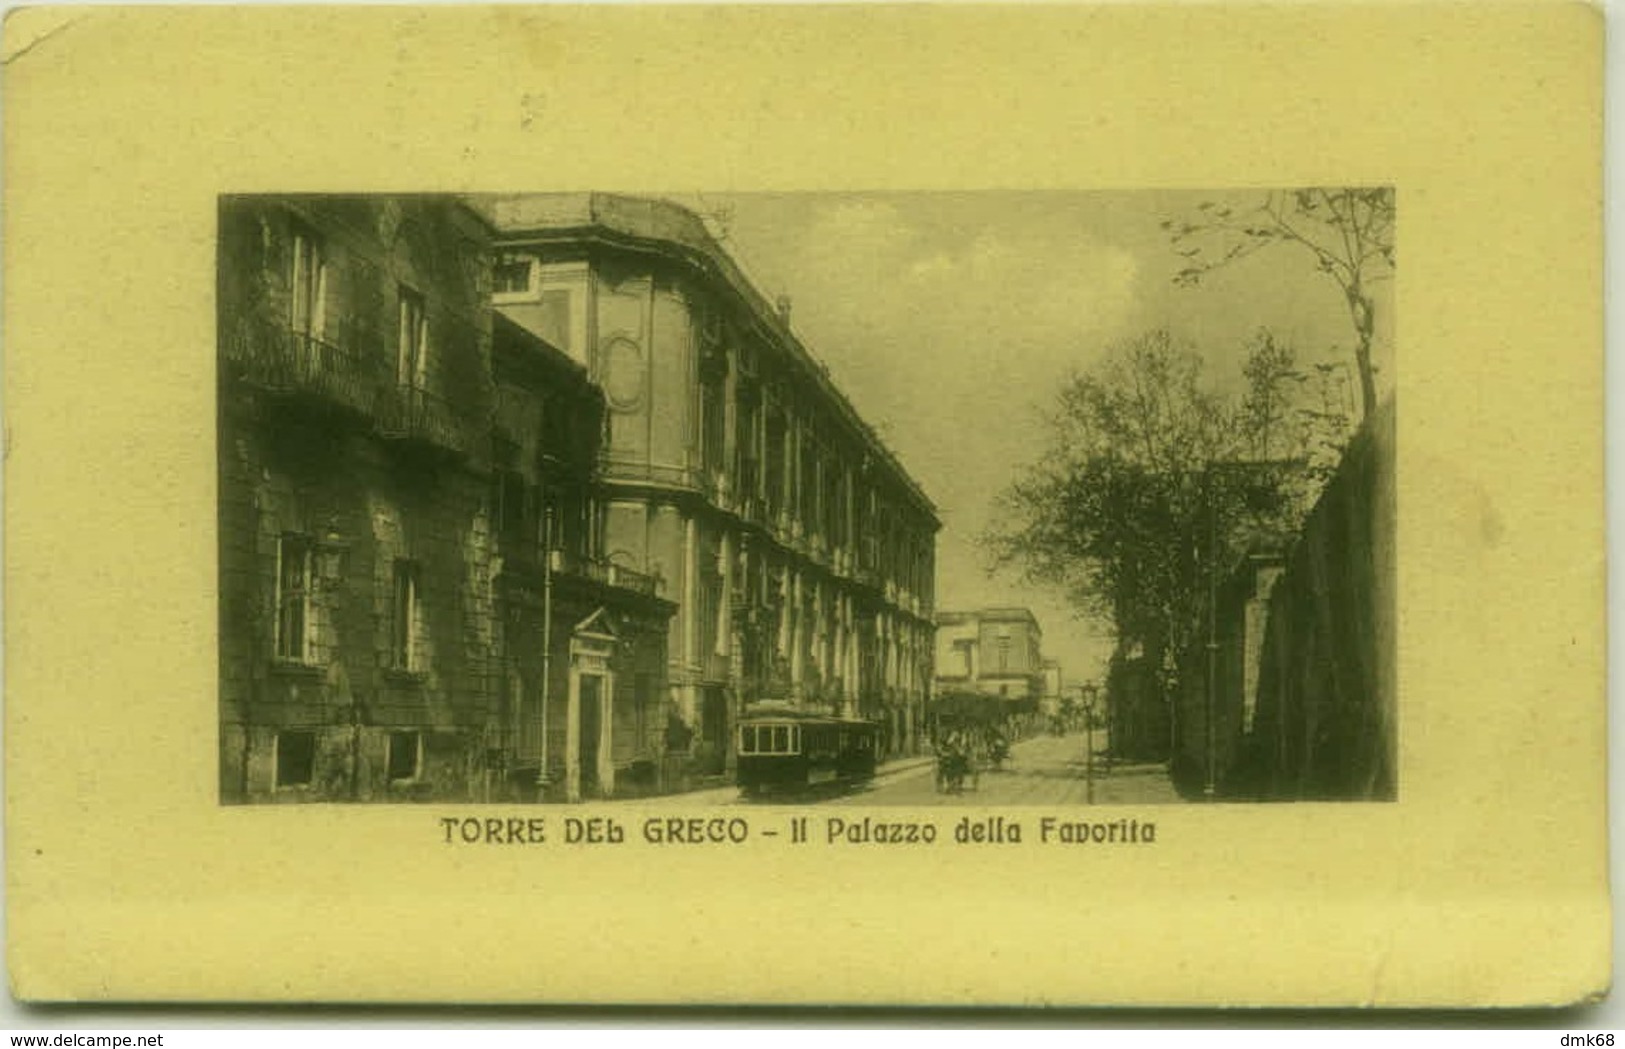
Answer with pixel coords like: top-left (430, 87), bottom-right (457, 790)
top-left (832, 732), bottom-right (1184, 806)
top-left (654, 732), bottom-right (1185, 806)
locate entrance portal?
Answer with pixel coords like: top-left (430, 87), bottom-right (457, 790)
top-left (566, 608), bottom-right (620, 802)
top-left (579, 675), bottom-right (602, 795)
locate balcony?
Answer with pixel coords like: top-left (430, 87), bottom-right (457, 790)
top-left (549, 549), bottom-right (664, 598)
top-left (222, 318), bottom-right (382, 421)
top-left (377, 383), bottom-right (475, 460)
top-left (496, 549), bottom-right (667, 617)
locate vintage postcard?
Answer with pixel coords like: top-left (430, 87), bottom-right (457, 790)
top-left (3, 3), bottom-right (1608, 1008)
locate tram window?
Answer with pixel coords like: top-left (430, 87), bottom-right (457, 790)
top-left (790, 726), bottom-right (800, 753)
top-left (739, 726), bottom-right (754, 754)
top-left (773, 726), bottom-right (789, 753)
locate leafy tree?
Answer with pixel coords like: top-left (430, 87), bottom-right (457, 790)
top-left (1239, 329), bottom-right (1306, 461)
top-left (1165, 188), bottom-right (1394, 421)
top-left (1236, 329), bottom-right (1353, 512)
top-left (984, 329), bottom-right (1310, 711)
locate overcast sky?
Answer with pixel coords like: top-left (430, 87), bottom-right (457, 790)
top-left (677, 191), bottom-right (1394, 685)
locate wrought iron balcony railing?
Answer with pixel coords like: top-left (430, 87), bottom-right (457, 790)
top-left (548, 549), bottom-right (664, 598)
top-left (377, 382), bottom-right (474, 458)
top-left (222, 319), bottom-right (383, 419)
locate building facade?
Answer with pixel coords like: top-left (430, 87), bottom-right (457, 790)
top-left (217, 194), bottom-right (672, 804)
top-left (489, 312), bottom-right (676, 802)
top-left (473, 194), bottom-right (940, 774)
top-left (933, 608), bottom-right (1046, 713)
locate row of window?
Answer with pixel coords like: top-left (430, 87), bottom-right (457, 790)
top-left (947, 635), bottom-right (1031, 676)
top-left (493, 472), bottom-right (598, 565)
top-left (489, 247), bottom-right (937, 602)
top-left (274, 534), bottom-right (422, 672)
top-left (406, 241), bottom-right (934, 583)
top-left (720, 548), bottom-right (932, 692)
top-left (708, 384), bottom-right (882, 550)
top-left (690, 310), bottom-right (933, 596)
top-left (738, 723), bottom-right (798, 756)
top-left (273, 729), bottom-right (422, 790)
top-left (289, 222), bottom-right (430, 388)
top-left (736, 723), bottom-right (877, 758)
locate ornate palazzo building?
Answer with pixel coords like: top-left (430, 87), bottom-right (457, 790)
top-left (474, 194), bottom-right (939, 772)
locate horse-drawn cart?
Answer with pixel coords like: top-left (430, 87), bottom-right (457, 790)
top-left (929, 689), bottom-right (1012, 794)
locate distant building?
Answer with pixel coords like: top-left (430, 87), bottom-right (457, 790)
top-left (933, 608), bottom-right (1045, 712)
top-left (471, 193), bottom-right (940, 770)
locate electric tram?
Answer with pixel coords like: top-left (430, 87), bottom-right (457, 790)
top-left (735, 702), bottom-right (880, 795)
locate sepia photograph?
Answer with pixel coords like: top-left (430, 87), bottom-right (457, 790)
top-left (6, 2), bottom-right (1604, 1011)
top-left (218, 189), bottom-right (1395, 809)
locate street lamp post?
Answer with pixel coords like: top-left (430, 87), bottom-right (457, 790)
top-left (1085, 698), bottom-right (1096, 804)
top-left (1081, 684), bottom-right (1100, 804)
top-left (1204, 468), bottom-right (1219, 800)
top-left (537, 505), bottom-right (554, 801)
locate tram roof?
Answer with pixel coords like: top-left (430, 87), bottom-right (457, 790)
top-left (740, 703), bottom-right (876, 726)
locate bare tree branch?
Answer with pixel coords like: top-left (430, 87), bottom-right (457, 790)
top-left (1166, 187), bottom-right (1394, 419)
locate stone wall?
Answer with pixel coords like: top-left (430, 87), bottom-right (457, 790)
top-left (1230, 400), bottom-right (1397, 800)
top-left (218, 195), bottom-right (500, 803)
top-left (217, 403), bottom-right (500, 803)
